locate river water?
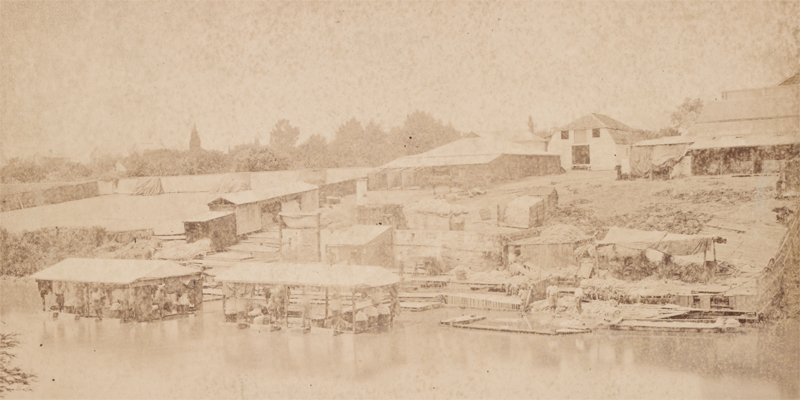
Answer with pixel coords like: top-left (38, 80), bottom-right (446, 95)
top-left (1, 280), bottom-right (798, 399)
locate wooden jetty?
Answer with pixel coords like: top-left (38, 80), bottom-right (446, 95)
top-left (439, 315), bottom-right (591, 336)
top-left (400, 301), bottom-right (443, 312)
top-left (608, 318), bottom-right (736, 333)
top-left (439, 315), bottom-right (486, 326)
top-left (444, 293), bottom-right (521, 311)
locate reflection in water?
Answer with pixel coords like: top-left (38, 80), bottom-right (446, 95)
top-left (1, 280), bottom-right (798, 399)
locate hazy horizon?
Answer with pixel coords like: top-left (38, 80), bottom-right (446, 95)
top-left (2, 0), bottom-right (798, 162)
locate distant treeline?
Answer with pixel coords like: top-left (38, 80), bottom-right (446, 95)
top-left (1, 110), bottom-right (461, 183)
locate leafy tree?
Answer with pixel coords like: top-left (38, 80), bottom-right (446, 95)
top-left (181, 150), bottom-right (233, 175)
top-left (297, 134), bottom-right (330, 169)
top-left (0, 333), bottom-right (35, 394)
top-left (269, 120), bottom-right (300, 156)
top-left (390, 111), bottom-right (462, 157)
top-left (363, 121), bottom-right (394, 166)
top-left (234, 146), bottom-right (291, 172)
top-left (0, 158), bottom-right (47, 183)
top-left (189, 124), bottom-right (202, 152)
top-left (328, 118), bottom-right (366, 167)
top-left (670, 98), bottom-right (704, 135)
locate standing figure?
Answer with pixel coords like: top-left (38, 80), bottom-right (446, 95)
top-left (573, 286), bottom-right (584, 315)
top-left (266, 294), bottom-right (278, 324)
top-left (546, 284), bottom-right (559, 317)
top-left (300, 288), bottom-right (312, 328)
top-left (330, 292), bottom-right (343, 332)
top-left (178, 290), bottom-right (191, 314)
top-left (91, 287), bottom-right (105, 320)
top-left (38, 281), bottom-right (51, 311)
top-left (75, 284), bottom-right (87, 317)
top-left (284, 286), bottom-right (292, 325)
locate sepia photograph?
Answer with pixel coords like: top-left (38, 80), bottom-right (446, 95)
top-left (0, 1), bottom-right (798, 398)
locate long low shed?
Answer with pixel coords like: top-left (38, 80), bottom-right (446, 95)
top-left (370, 137), bottom-right (561, 190)
top-left (214, 262), bottom-right (402, 333)
top-left (30, 258), bottom-right (203, 322)
top-left (208, 182), bottom-right (319, 235)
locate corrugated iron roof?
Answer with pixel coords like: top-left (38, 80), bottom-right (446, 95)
top-left (688, 133), bottom-right (800, 150)
top-left (696, 93), bottom-right (800, 124)
top-left (559, 113), bottom-right (635, 132)
top-left (468, 131), bottom-right (547, 142)
top-left (211, 182), bottom-right (318, 205)
top-left (327, 225), bottom-right (392, 246)
top-left (214, 262), bottom-right (401, 288)
top-left (633, 136), bottom-right (698, 147)
top-left (381, 137), bottom-right (555, 169)
top-left (382, 154), bottom-right (501, 169)
top-left (30, 258), bottom-right (200, 284)
top-left (608, 130), bottom-right (648, 145)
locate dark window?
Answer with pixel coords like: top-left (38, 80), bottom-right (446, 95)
top-left (592, 129), bottom-right (600, 138)
top-left (572, 145), bottom-right (590, 165)
top-left (561, 131), bottom-right (569, 140)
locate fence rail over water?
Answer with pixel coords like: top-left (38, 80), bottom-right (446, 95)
top-left (756, 205), bottom-right (799, 314)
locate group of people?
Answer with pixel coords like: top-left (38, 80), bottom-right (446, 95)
top-left (240, 284), bottom-right (290, 325)
top-left (545, 284), bottom-right (584, 317)
top-left (38, 280), bottom-right (200, 321)
top-left (229, 284), bottom-right (401, 333)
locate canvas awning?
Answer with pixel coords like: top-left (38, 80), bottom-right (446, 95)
top-left (629, 139), bottom-right (691, 177)
top-left (214, 262), bottom-right (402, 289)
top-left (597, 227), bottom-right (713, 256)
top-left (30, 258), bottom-right (201, 285)
top-left (132, 177), bottom-right (164, 196)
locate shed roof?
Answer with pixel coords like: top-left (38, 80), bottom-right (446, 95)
top-left (688, 133), bottom-right (800, 150)
top-left (183, 211), bottom-right (234, 223)
top-left (597, 227), bottom-right (712, 256)
top-left (214, 262), bottom-right (402, 288)
top-left (695, 94), bottom-right (799, 124)
top-left (210, 182), bottom-right (318, 205)
top-left (327, 225), bottom-right (392, 246)
top-left (527, 186), bottom-right (557, 196)
top-left (559, 113), bottom-right (635, 132)
top-left (30, 258), bottom-right (200, 284)
top-left (382, 154), bottom-right (501, 169)
top-left (700, 219), bottom-right (787, 268)
top-left (633, 135), bottom-right (698, 147)
top-left (607, 130), bottom-right (649, 145)
top-left (381, 137), bottom-right (554, 169)
top-left (466, 131), bottom-right (547, 143)
top-left (779, 71), bottom-right (800, 86)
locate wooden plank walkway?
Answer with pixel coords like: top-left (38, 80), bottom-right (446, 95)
top-left (608, 319), bottom-right (732, 333)
top-left (449, 323), bottom-right (590, 336)
top-left (444, 293), bottom-right (521, 311)
top-left (439, 315), bottom-right (486, 326)
top-left (400, 302), bottom-right (443, 312)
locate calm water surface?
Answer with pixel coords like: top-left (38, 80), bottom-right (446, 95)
top-left (2, 280), bottom-right (798, 399)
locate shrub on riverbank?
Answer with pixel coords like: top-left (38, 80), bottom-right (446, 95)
top-left (0, 227), bottom-right (133, 277)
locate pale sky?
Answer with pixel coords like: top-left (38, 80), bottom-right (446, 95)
top-left (1, 0), bottom-right (798, 162)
